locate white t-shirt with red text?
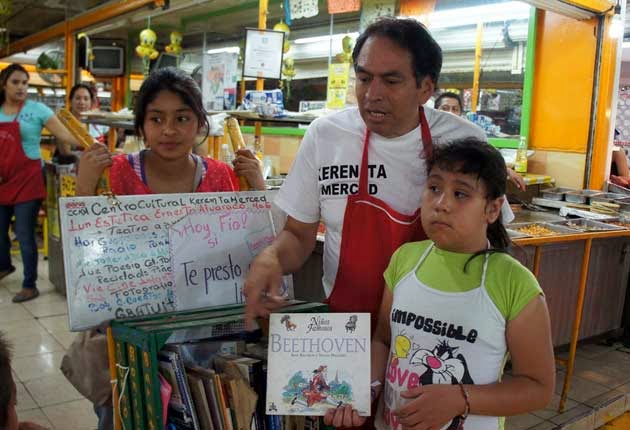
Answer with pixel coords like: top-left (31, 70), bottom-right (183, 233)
top-left (275, 106), bottom-right (487, 297)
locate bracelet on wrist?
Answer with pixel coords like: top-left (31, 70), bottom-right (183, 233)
top-left (370, 380), bottom-right (382, 402)
top-left (457, 382), bottom-right (470, 420)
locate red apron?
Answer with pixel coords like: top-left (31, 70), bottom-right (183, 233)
top-left (0, 104), bottom-right (46, 205)
top-left (326, 108), bottom-right (433, 330)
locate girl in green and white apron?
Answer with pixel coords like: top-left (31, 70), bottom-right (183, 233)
top-left (325, 139), bottom-right (555, 430)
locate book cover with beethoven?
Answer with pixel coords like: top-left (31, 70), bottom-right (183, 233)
top-left (266, 313), bottom-right (370, 416)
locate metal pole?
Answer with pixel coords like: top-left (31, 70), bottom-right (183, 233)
top-left (328, 14), bottom-right (334, 70)
top-left (584, 15), bottom-right (604, 188)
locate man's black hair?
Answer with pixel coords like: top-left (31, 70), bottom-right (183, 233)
top-left (435, 91), bottom-right (463, 112)
top-left (352, 17), bottom-right (442, 87)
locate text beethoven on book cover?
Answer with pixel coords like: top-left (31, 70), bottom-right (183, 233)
top-left (266, 312), bottom-right (370, 416)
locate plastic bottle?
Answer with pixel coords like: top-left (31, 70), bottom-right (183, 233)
top-left (514, 135), bottom-right (528, 174)
top-left (220, 143), bottom-right (234, 164)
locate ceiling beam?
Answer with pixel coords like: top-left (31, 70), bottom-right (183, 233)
top-left (6, 0), bottom-right (164, 56)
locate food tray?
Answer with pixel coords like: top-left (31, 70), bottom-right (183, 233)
top-left (614, 198), bottom-right (630, 211)
top-left (590, 193), bottom-right (627, 204)
top-left (564, 191), bottom-right (587, 204)
top-left (506, 229), bottom-right (531, 239)
top-left (540, 187), bottom-right (576, 201)
top-left (508, 222), bottom-right (576, 237)
top-left (550, 219), bottom-right (626, 232)
top-left (604, 220), bottom-right (630, 229)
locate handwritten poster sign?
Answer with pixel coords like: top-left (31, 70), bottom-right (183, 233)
top-left (170, 205), bottom-right (276, 310)
top-left (59, 191), bottom-right (287, 331)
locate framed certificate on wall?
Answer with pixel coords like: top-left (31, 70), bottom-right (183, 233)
top-left (243, 28), bottom-right (285, 79)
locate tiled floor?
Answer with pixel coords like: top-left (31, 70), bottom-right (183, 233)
top-left (505, 343), bottom-right (630, 430)
top-left (2, 254), bottom-right (630, 430)
top-left (1, 255), bottom-right (97, 430)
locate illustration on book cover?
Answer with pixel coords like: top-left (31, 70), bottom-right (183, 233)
top-left (266, 312), bottom-right (371, 416)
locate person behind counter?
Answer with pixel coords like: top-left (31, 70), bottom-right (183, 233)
top-left (434, 91), bottom-right (463, 116)
top-left (243, 17), bottom-right (526, 329)
top-left (72, 67), bottom-right (265, 430)
top-left (325, 139), bottom-right (554, 430)
top-left (0, 63), bottom-right (81, 303)
top-left (69, 83), bottom-right (109, 145)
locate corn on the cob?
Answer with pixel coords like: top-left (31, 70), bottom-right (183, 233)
top-left (58, 108), bottom-right (110, 191)
top-left (226, 117), bottom-right (250, 191)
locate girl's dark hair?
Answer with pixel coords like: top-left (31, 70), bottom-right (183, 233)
top-left (134, 67), bottom-right (209, 141)
top-left (69, 83), bottom-right (95, 102)
top-left (435, 91), bottom-right (463, 112)
top-left (426, 139), bottom-right (511, 264)
top-left (0, 63), bottom-right (29, 105)
top-left (353, 17), bottom-right (442, 86)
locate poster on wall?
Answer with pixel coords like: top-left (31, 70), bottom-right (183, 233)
top-left (243, 28), bottom-right (285, 79)
top-left (326, 62), bottom-right (350, 109)
top-left (202, 52), bottom-right (239, 111)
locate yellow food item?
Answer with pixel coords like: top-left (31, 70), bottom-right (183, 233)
top-left (226, 117), bottom-right (250, 191)
top-left (516, 224), bottom-right (556, 236)
top-left (57, 108), bottom-right (93, 149)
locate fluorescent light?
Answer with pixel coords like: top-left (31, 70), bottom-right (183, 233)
top-left (294, 32), bottom-right (359, 45)
top-left (206, 46), bottom-right (240, 54)
top-left (412, 1), bottom-right (530, 29)
top-left (520, 0), bottom-right (595, 20)
top-left (609, 14), bottom-right (623, 38)
top-left (623, 41), bottom-right (630, 48)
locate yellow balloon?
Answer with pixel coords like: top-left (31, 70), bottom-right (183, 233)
top-left (394, 335), bottom-right (411, 359)
top-left (283, 40), bottom-right (291, 54)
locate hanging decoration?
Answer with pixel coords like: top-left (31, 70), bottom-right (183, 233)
top-left (399, 0), bottom-right (435, 17)
top-left (0, 0), bottom-right (10, 50)
top-left (165, 31), bottom-right (183, 56)
top-left (283, 0), bottom-right (292, 25)
top-left (328, 0), bottom-right (360, 14)
top-left (135, 19), bottom-right (159, 77)
top-left (288, 0), bottom-right (318, 20)
top-left (274, 19), bottom-right (295, 102)
top-left (273, 20), bottom-right (291, 57)
top-left (335, 35), bottom-right (354, 64)
top-left (77, 33), bottom-right (94, 69)
top-left (359, 0), bottom-right (395, 32)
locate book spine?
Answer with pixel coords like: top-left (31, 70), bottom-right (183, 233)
top-left (143, 338), bottom-right (161, 430)
top-left (128, 344), bottom-right (147, 430)
top-left (170, 353), bottom-right (201, 430)
top-left (114, 339), bottom-right (133, 430)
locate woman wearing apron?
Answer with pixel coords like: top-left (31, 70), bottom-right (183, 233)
top-left (69, 83), bottom-right (109, 145)
top-left (0, 63), bottom-right (81, 302)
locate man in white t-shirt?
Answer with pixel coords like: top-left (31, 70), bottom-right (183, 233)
top-left (244, 18), bottom-right (518, 327)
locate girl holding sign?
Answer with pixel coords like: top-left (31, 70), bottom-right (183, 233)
top-left (76, 67), bottom-right (265, 196)
top-left (72, 67), bottom-right (265, 430)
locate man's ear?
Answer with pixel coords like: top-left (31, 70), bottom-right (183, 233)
top-left (486, 196), bottom-right (504, 224)
top-left (417, 76), bottom-right (435, 105)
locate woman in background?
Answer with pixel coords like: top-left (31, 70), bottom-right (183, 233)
top-left (0, 63), bottom-right (80, 303)
top-left (69, 83), bottom-right (109, 145)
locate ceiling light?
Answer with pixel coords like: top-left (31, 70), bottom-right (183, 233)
top-left (294, 32), bottom-right (359, 45)
top-left (206, 46), bottom-right (240, 54)
top-left (411, 1), bottom-right (530, 29)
